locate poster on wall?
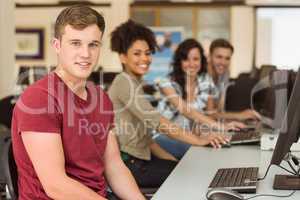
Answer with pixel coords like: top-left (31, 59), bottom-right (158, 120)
top-left (15, 28), bottom-right (44, 60)
top-left (143, 27), bottom-right (184, 85)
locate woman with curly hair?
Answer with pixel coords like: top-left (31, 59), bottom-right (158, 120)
top-left (108, 20), bottom-right (229, 187)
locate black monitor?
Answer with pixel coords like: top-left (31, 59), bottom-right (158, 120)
top-left (269, 68), bottom-right (300, 190)
top-left (252, 69), bottom-right (290, 129)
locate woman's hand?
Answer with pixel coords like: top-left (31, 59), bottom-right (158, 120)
top-left (224, 121), bottom-right (246, 131)
top-left (198, 132), bottom-right (231, 148)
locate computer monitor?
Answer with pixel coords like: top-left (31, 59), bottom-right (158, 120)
top-left (252, 69), bottom-right (290, 129)
top-left (270, 69), bottom-right (300, 165)
top-left (269, 68), bottom-right (300, 190)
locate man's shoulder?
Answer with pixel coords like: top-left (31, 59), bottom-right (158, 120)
top-left (17, 73), bottom-right (58, 107)
top-left (21, 77), bottom-right (50, 98)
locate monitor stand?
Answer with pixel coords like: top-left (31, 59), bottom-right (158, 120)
top-left (273, 174), bottom-right (300, 190)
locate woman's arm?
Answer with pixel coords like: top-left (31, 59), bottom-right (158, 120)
top-left (150, 141), bottom-right (178, 161)
top-left (158, 116), bottom-right (229, 148)
top-left (160, 86), bottom-right (218, 127)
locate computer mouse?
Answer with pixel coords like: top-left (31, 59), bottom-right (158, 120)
top-left (206, 188), bottom-right (244, 200)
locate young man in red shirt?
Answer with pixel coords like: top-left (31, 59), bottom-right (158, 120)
top-left (12, 5), bottom-right (144, 200)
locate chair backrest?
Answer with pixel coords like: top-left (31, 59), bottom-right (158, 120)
top-left (0, 95), bottom-right (16, 129)
top-left (0, 131), bottom-right (10, 185)
top-left (2, 138), bottom-right (18, 200)
top-left (224, 73), bottom-right (258, 111)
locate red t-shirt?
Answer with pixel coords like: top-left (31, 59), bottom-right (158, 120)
top-left (11, 72), bottom-right (114, 199)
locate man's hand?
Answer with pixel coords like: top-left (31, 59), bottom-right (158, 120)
top-left (239, 109), bottom-right (261, 120)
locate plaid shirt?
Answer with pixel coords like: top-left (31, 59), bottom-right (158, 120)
top-left (157, 73), bottom-right (219, 130)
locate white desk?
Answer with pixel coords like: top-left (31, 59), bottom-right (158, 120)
top-left (152, 145), bottom-right (300, 200)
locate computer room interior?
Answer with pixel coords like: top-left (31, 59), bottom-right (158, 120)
top-left (2, 0), bottom-right (300, 199)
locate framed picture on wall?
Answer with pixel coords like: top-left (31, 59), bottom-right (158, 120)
top-left (143, 26), bottom-right (184, 84)
top-left (15, 28), bottom-right (44, 60)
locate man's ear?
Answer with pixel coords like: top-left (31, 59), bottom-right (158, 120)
top-left (119, 54), bottom-right (127, 65)
top-left (52, 38), bottom-right (61, 53)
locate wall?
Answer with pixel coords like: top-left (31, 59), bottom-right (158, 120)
top-left (230, 6), bottom-right (255, 78)
top-left (15, 0), bottom-right (131, 72)
top-left (0, 0), bottom-right (16, 99)
top-left (256, 18), bottom-right (272, 67)
top-left (4, 0), bottom-right (258, 99)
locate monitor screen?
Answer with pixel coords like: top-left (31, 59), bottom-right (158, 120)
top-left (270, 68), bottom-right (300, 165)
top-left (252, 69), bottom-right (290, 129)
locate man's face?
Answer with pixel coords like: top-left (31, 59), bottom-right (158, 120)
top-left (53, 24), bottom-right (102, 81)
top-left (210, 47), bottom-right (233, 76)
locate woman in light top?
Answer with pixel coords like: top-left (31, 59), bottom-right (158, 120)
top-left (155, 38), bottom-right (245, 159)
top-left (108, 20), bottom-right (229, 188)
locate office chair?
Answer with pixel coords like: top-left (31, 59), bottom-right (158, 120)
top-left (0, 95), bottom-right (16, 129)
top-left (2, 137), bottom-right (18, 200)
top-left (100, 72), bottom-right (119, 91)
top-left (0, 131), bottom-right (10, 198)
top-left (224, 73), bottom-right (258, 112)
top-left (140, 187), bottom-right (158, 199)
top-left (259, 64), bottom-right (277, 80)
top-left (88, 71), bottom-right (101, 85)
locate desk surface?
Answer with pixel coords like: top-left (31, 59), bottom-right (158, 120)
top-left (152, 145), bottom-right (300, 200)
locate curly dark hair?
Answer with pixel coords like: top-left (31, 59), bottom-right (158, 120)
top-left (169, 38), bottom-right (207, 99)
top-left (110, 20), bottom-right (157, 54)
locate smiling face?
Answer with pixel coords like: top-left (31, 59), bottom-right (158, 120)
top-left (210, 47), bottom-right (233, 76)
top-left (181, 47), bottom-right (202, 78)
top-left (120, 40), bottom-right (152, 78)
top-left (52, 24), bottom-right (102, 82)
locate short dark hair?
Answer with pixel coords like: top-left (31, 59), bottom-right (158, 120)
top-left (55, 5), bottom-right (105, 39)
top-left (209, 38), bottom-right (234, 54)
top-left (110, 20), bottom-right (157, 54)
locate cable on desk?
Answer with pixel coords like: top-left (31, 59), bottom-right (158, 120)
top-left (257, 164), bottom-right (272, 181)
top-left (287, 160), bottom-right (299, 175)
top-left (258, 160), bottom-right (299, 181)
top-left (252, 163), bottom-right (297, 200)
top-left (245, 190), bottom-right (296, 200)
top-left (278, 164), bottom-right (297, 176)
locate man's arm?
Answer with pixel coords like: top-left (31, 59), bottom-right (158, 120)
top-left (211, 109), bottom-right (261, 121)
top-left (22, 132), bottom-right (106, 200)
top-left (104, 132), bottom-right (145, 200)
